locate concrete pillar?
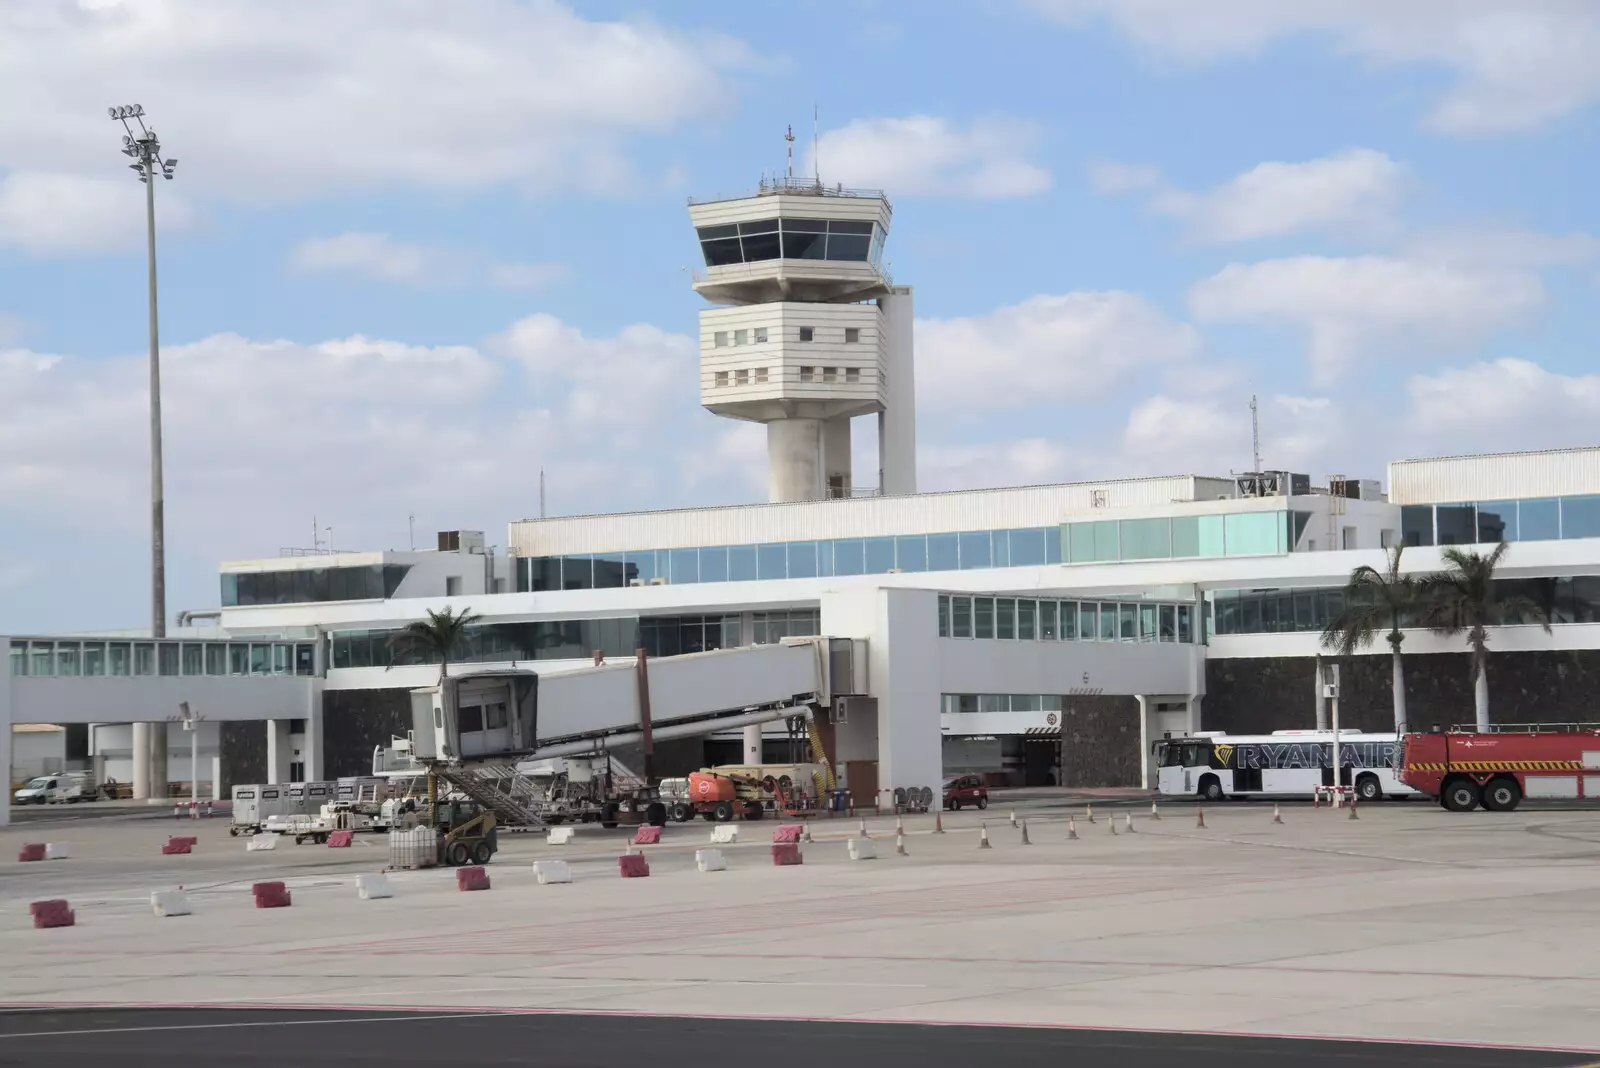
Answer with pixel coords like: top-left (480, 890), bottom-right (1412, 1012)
top-left (266, 719), bottom-right (291, 785)
top-left (1186, 695), bottom-right (1204, 735)
top-left (149, 722), bottom-right (168, 801)
top-left (822, 416), bottom-right (852, 498)
top-left (767, 418), bottom-right (824, 502)
top-left (1313, 656), bottom-right (1328, 730)
top-left (0, 653), bottom-right (12, 828)
top-left (132, 721), bottom-right (151, 800)
top-left (210, 755), bottom-right (223, 801)
top-left (877, 286), bottom-right (917, 496)
top-left (304, 693), bottom-right (325, 782)
top-left (1135, 694), bottom-right (1152, 791)
top-left (742, 724), bottom-right (763, 765)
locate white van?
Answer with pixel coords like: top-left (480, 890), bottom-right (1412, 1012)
top-left (12, 772), bottom-right (95, 805)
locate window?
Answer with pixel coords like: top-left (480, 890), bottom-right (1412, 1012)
top-left (974, 597), bottom-right (995, 639)
top-left (846, 367), bottom-right (860, 384)
top-left (1178, 604), bottom-right (1194, 644)
top-left (734, 368), bottom-right (749, 386)
top-left (1476, 500), bottom-right (1517, 542)
top-left (1435, 504), bottom-right (1476, 545)
top-left (1120, 517), bottom-right (1172, 561)
top-left (799, 326), bottom-right (814, 342)
top-left (834, 538), bottom-right (864, 575)
top-left (799, 366), bottom-right (815, 383)
top-left (1224, 512), bottom-right (1286, 556)
top-left (1060, 601), bottom-right (1078, 640)
top-left (1120, 603), bottom-right (1138, 641)
top-left (822, 366), bottom-right (838, 383)
top-left (230, 645), bottom-right (249, 676)
top-left (273, 644), bottom-right (292, 675)
top-left (56, 642), bottom-right (80, 677)
top-left (1040, 599), bottom-right (1057, 640)
top-left (1018, 598), bottom-right (1037, 640)
top-left (206, 644), bottom-right (227, 675)
top-left (845, 327), bottom-right (861, 343)
top-left (182, 643), bottom-right (204, 676)
top-left (1067, 521), bottom-right (1118, 563)
top-left (82, 642), bottom-right (105, 676)
top-left (958, 531), bottom-right (992, 569)
top-left (928, 533), bottom-right (959, 571)
top-left (250, 644), bottom-right (271, 675)
top-left (1401, 505), bottom-right (1434, 547)
top-left (445, 576), bottom-right (462, 596)
top-left (894, 535), bottom-right (927, 571)
top-left (938, 594), bottom-right (951, 637)
top-left (1140, 603), bottom-right (1157, 642)
top-left (865, 537), bottom-right (895, 573)
top-left (754, 327), bottom-right (768, 343)
top-left (158, 642), bottom-right (180, 676)
top-left (1562, 495), bottom-right (1600, 539)
top-left (1099, 604), bottom-right (1118, 642)
top-left (728, 329), bottom-right (745, 346)
top-left (755, 367), bottom-right (769, 384)
top-left (714, 371), bottom-right (729, 388)
top-left (714, 331), bottom-right (728, 347)
top-left (951, 595), bottom-right (973, 638)
top-left (996, 598), bottom-right (1016, 639)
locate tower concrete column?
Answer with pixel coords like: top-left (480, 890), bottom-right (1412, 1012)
top-left (266, 719), bottom-right (291, 785)
top-left (822, 416), bottom-right (852, 498)
top-left (877, 286), bottom-right (917, 496)
top-left (742, 724), bottom-right (763, 765)
top-left (149, 722), bottom-right (168, 800)
top-left (132, 722), bottom-right (151, 799)
top-left (768, 418), bottom-right (824, 502)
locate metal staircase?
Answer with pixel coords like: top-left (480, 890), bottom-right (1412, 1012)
top-left (431, 764), bottom-right (548, 830)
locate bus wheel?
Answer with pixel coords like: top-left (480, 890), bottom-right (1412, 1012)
top-left (1198, 776), bottom-right (1224, 802)
top-left (1354, 774), bottom-right (1383, 804)
top-left (1482, 777), bottom-right (1521, 812)
top-left (1441, 777), bottom-right (1481, 812)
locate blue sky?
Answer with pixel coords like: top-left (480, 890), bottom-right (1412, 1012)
top-left (4, 0), bottom-right (1600, 631)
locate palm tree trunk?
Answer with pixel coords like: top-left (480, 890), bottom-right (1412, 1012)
top-left (1390, 648), bottom-right (1407, 734)
top-left (1474, 652), bottom-right (1490, 732)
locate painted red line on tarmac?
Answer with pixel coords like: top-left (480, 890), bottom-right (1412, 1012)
top-left (3, 1001), bottom-right (1595, 1056)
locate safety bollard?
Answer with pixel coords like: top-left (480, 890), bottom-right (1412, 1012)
top-left (1196, 806), bottom-right (1207, 829)
top-left (1109, 814), bottom-right (1118, 835)
top-left (1086, 803), bottom-right (1095, 824)
top-left (1348, 799), bottom-right (1360, 820)
top-left (1067, 815), bottom-right (1078, 840)
top-left (1150, 800), bottom-right (1161, 820)
top-left (1124, 811), bottom-right (1136, 834)
top-left (978, 823), bottom-right (991, 849)
top-left (1272, 803), bottom-right (1284, 824)
top-left (1009, 809), bottom-right (1017, 827)
top-left (1019, 820), bottom-right (1031, 845)
top-left (895, 832), bottom-right (908, 856)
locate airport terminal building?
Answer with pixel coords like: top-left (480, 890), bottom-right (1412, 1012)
top-left (7, 178), bottom-right (1600, 819)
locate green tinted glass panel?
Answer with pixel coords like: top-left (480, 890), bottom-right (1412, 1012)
top-left (1224, 511), bottom-right (1285, 556)
top-left (1119, 518), bottom-right (1172, 560)
top-left (1171, 516), bottom-right (1199, 559)
top-left (1198, 515), bottom-right (1226, 557)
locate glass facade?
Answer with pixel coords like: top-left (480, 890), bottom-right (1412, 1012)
top-left (517, 526), bottom-right (1064, 591)
top-left (222, 564), bottom-right (410, 607)
top-left (696, 217), bottom-right (881, 268)
top-left (1210, 575), bottom-right (1600, 635)
top-left (331, 618), bottom-right (642, 669)
top-left (938, 594), bottom-right (1197, 644)
top-left (942, 694), bottom-right (1064, 715)
top-left (1062, 510), bottom-right (1290, 565)
top-left (1401, 496), bottom-right (1600, 547)
top-left (8, 638), bottom-right (315, 678)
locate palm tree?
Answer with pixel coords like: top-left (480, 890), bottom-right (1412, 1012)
top-left (1320, 544), bottom-right (1419, 734)
top-left (1418, 543), bottom-right (1549, 731)
top-left (390, 606), bottom-right (482, 683)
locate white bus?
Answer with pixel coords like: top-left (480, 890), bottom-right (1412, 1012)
top-left (1153, 730), bottom-right (1416, 803)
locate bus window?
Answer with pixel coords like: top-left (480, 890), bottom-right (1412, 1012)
top-left (1159, 743), bottom-right (1184, 767)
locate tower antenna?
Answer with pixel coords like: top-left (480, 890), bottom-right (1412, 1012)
top-left (539, 467), bottom-right (547, 519)
top-left (812, 103), bottom-right (820, 185)
top-left (1249, 394), bottom-right (1262, 474)
top-left (784, 123), bottom-right (795, 180)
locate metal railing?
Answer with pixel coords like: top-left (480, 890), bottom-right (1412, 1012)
top-left (690, 259), bottom-right (893, 288)
top-left (1447, 722), bottom-right (1600, 733)
top-left (689, 177), bottom-right (890, 206)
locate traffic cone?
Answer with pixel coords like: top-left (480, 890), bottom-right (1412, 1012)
top-left (1196, 806), bottom-right (1207, 828)
top-left (859, 818), bottom-right (869, 838)
top-left (1348, 800), bottom-right (1360, 820)
top-left (1086, 803), bottom-right (1096, 824)
top-left (895, 815), bottom-right (905, 835)
top-left (934, 810), bottom-right (946, 833)
top-left (1109, 815), bottom-right (1118, 835)
top-left (1020, 820), bottom-right (1032, 845)
top-left (1124, 811), bottom-right (1135, 834)
top-left (1009, 809), bottom-right (1018, 827)
top-left (896, 832), bottom-right (908, 856)
top-left (1150, 800), bottom-right (1161, 820)
top-left (1313, 790), bottom-right (1321, 810)
top-left (978, 822), bottom-right (992, 849)
top-left (1272, 803), bottom-right (1283, 825)
top-left (802, 821), bottom-right (814, 843)
top-left (1067, 816), bottom-right (1078, 840)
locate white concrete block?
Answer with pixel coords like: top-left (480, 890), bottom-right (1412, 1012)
top-left (534, 859), bottom-right (573, 885)
top-left (356, 873), bottom-right (393, 900)
top-left (44, 843), bottom-right (70, 860)
top-left (847, 837), bottom-right (878, 861)
top-left (247, 833), bottom-right (278, 851)
top-left (709, 824), bottom-right (739, 844)
top-left (547, 827), bottom-right (577, 845)
top-left (150, 889), bottom-right (192, 917)
top-left (696, 849), bottom-right (727, 872)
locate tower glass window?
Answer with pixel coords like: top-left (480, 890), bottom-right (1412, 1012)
top-left (714, 331), bottom-right (728, 347)
top-left (700, 217), bottom-right (883, 267)
top-left (799, 327), bottom-right (814, 342)
top-left (754, 327), bottom-right (768, 343)
top-left (845, 328), bottom-right (861, 343)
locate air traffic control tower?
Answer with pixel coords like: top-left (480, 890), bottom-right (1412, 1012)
top-left (689, 176), bottom-right (916, 502)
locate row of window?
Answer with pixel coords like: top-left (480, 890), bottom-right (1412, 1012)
top-left (941, 694), bottom-right (1067, 715)
top-left (222, 564), bottom-right (410, 607)
top-left (710, 366), bottom-right (868, 389)
top-left (1211, 575), bottom-right (1600, 636)
top-left (1063, 511), bottom-right (1298, 565)
top-left (517, 527), bottom-right (1064, 592)
top-left (1400, 496), bottom-right (1600, 547)
top-left (9, 639), bottom-right (315, 679)
top-left (712, 326), bottom-right (864, 346)
top-left (697, 217), bottom-right (882, 267)
top-left (711, 367), bottom-right (770, 388)
top-left (938, 595), bottom-right (1197, 644)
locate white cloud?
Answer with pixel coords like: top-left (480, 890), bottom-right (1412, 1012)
top-left (1189, 255), bottom-right (1543, 383)
top-left (1121, 392), bottom-right (1344, 478)
top-left (1404, 357), bottom-right (1600, 455)
top-left (0, 315), bottom-right (728, 568)
top-left (1402, 228), bottom-right (1600, 270)
top-left (916, 291), bottom-right (1200, 412)
top-left (0, 171), bottom-right (196, 256)
top-left (1030, 0), bottom-right (1600, 134)
top-left (1145, 149), bottom-right (1405, 243)
top-left (289, 232), bottom-right (567, 291)
top-left (810, 116), bottom-right (1051, 198)
top-left (1087, 161), bottom-right (1163, 194)
top-left (919, 438), bottom-right (1079, 492)
top-left (0, 1), bottom-right (744, 206)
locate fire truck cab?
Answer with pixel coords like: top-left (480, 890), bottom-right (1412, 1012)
top-left (1400, 727), bottom-right (1600, 812)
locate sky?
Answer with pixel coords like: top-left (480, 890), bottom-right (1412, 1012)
top-left (4, 0), bottom-right (1600, 632)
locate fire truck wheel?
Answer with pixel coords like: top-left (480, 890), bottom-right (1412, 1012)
top-left (670, 802), bottom-right (694, 823)
top-left (1482, 777), bottom-right (1522, 812)
top-left (1441, 777), bottom-right (1482, 812)
top-left (1354, 774), bottom-right (1383, 804)
top-left (645, 802), bottom-right (668, 827)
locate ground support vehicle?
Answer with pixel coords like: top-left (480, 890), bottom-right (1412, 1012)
top-left (1153, 730), bottom-right (1416, 802)
top-left (681, 763), bottom-right (827, 822)
top-left (943, 774), bottom-right (989, 811)
top-left (1400, 725), bottom-right (1600, 811)
top-left (12, 772), bottom-right (96, 805)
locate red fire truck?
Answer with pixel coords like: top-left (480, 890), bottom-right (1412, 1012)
top-left (1399, 726), bottom-right (1600, 811)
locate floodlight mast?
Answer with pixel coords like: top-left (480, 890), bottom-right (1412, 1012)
top-left (109, 103), bottom-right (177, 800)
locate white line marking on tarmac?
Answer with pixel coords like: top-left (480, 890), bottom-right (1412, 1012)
top-left (0, 1012), bottom-right (510, 1040)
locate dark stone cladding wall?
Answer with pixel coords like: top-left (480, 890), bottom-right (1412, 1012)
top-left (1061, 695), bottom-right (1141, 787)
top-left (219, 720), bottom-right (266, 791)
top-left (1205, 648), bottom-right (1600, 734)
top-left (323, 687), bottom-right (414, 780)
